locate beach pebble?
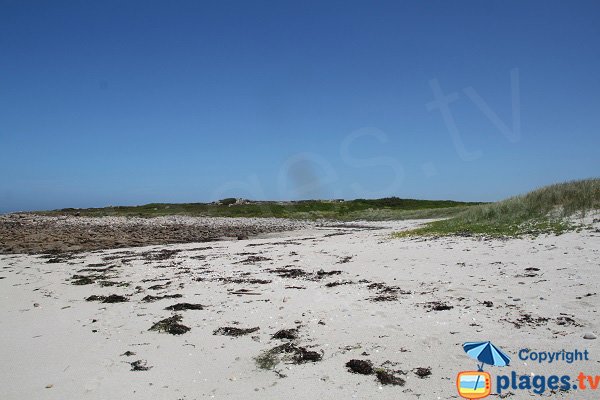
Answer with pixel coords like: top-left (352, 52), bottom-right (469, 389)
top-left (583, 333), bottom-right (597, 340)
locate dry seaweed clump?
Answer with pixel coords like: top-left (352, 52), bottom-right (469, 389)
top-left (164, 303), bottom-right (204, 311)
top-left (325, 280), bottom-right (354, 288)
top-left (105, 294), bottom-right (129, 303)
top-left (423, 301), bottom-right (453, 311)
top-left (502, 312), bottom-right (550, 329)
top-left (316, 269), bottom-right (343, 277)
top-left (71, 275), bottom-right (95, 285)
top-left (375, 368), bottom-right (406, 386)
top-left (414, 367), bottom-right (432, 378)
top-left (369, 294), bottom-right (398, 302)
top-left (346, 359), bottom-right (374, 375)
top-left (267, 267), bottom-right (309, 279)
top-left (148, 315), bottom-right (190, 335)
top-left (130, 360), bottom-right (152, 371)
top-left (213, 326), bottom-right (259, 337)
top-left (366, 282), bottom-right (411, 302)
top-left (255, 343), bottom-right (322, 370)
top-left (85, 295), bottom-right (105, 301)
top-left (346, 359), bottom-right (406, 386)
top-left (236, 255), bottom-right (272, 264)
top-left (141, 294), bottom-right (183, 302)
top-left (85, 294), bottom-right (129, 303)
top-left (272, 328), bottom-right (298, 340)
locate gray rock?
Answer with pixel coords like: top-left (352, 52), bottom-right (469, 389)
top-left (583, 332), bottom-right (597, 340)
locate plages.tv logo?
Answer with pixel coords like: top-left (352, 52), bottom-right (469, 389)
top-left (456, 341), bottom-right (511, 399)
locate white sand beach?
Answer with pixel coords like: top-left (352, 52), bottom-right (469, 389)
top-left (1, 219), bottom-right (599, 399)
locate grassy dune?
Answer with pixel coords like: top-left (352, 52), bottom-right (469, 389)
top-left (395, 178), bottom-right (600, 237)
top-left (40, 197), bottom-right (480, 221)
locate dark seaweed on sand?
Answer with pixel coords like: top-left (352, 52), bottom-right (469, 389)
top-left (346, 359), bottom-right (374, 375)
top-left (366, 282), bottom-right (411, 301)
top-left (346, 359), bottom-right (406, 386)
top-left (165, 303), bottom-right (205, 311)
top-left (375, 369), bottom-right (406, 386)
top-left (77, 265), bottom-right (113, 273)
top-left (130, 360), bottom-right (152, 371)
top-left (325, 280), bottom-right (354, 288)
top-left (294, 347), bottom-right (321, 363)
top-left (267, 267), bottom-right (308, 279)
top-left (46, 257), bottom-right (68, 264)
top-left (508, 313), bottom-right (549, 328)
top-left (424, 301), bottom-right (453, 311)
top-left (367, 282), bottom-right (411, 295)
top-left (213, 326), bottom-right (259, 336)
top-left (141, 249), bottom-right (181, 261)
top-left (316, 269), bottom-right (342, 277)
top-left (255, 343), bottom-right (322, 369)
top-left (85, 294), bottom-right (129, 303)
top-left (103, 294), bottom-right (128, 303)
top-left (236, 255), bottom-right (272, 264)
top-left (556, 315), bottom-right (581, 326)
top-left (414, 367), bottom-right (432, 378)
top-left (272, 328), bottom-right (298, 340)
top-left (97, 280), bottom-right (129, 287)
top-left (149, 315), bottom-right (190, 335)
top-left (148, 281), bottom-right (171, 290)
top-left (141, 294), bottom-right (183, 302)
top-left (71, 276), bottom-right (95, 285)
top-left (215, 276), bottom-right (272, 285)
top-left (369, 294), bottom-right (398, 302)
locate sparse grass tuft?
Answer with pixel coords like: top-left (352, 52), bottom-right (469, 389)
top-left (395, 178), bottom-right (600, 238)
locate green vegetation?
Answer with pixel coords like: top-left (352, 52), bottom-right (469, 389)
top-left (218, 197), bottom-right (238, 206)
top-left (395, 178), bottom-right (600, 238)
top-left (40, 197), bottom-right (480, 221)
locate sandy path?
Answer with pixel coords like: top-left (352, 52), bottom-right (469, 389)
top-left (1, 219), bottom-right (599, 399)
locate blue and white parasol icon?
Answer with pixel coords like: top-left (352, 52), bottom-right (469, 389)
top-left (463, 341), bottom-right (511, 371)
top-left (463, 341), bottom-right (511, 394)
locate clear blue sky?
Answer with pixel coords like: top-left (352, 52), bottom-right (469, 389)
top-left (1, 1), bottom-right (599, 212)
